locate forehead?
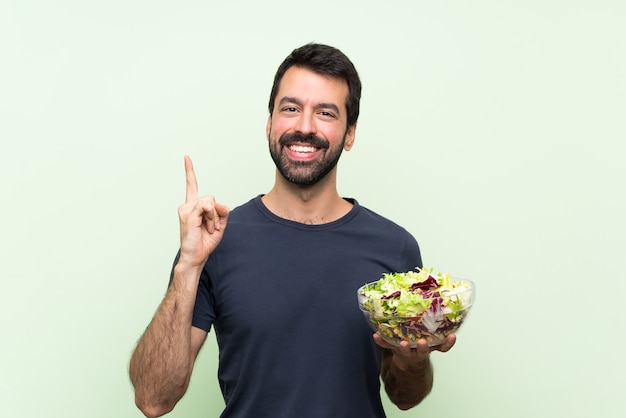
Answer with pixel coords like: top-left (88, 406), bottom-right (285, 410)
top-left (276, 66), bottom-right (349, 111)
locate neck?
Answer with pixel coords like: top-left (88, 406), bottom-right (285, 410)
top-left (262, 170), bottom-right (352, 224)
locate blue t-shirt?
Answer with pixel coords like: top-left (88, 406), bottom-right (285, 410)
top-left (190, 196), bottom-right (421, 418)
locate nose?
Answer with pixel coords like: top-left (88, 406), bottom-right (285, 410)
top-left (294, 111), bottom-right (317, 135)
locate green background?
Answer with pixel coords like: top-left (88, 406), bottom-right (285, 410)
top-left (1, 1), bottom-right (624, 417)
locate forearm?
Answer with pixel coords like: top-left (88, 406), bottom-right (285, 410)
top-left (380, 349), bottom-right (434, 410)
top-left (129, 264), bottom-right (201, 417)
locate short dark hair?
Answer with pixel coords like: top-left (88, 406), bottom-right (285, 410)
top-left (268, 43), bottom-right (362, 127)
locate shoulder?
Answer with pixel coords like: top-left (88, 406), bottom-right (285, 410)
top-left (228, 196), bottom-right (261, 216)
top-left (351, 199), bottom-right (412, 235)
top-left (344, 199), bottom-right (423, 271)
top-left (222, 196), bottom-right (267, 225)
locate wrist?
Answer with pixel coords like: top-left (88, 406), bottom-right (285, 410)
top-left (171, 261), bottom-right (204, 295)
top-left (393, 355), bottom-right (432, 374)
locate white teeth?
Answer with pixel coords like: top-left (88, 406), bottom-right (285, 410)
top-left (289, 145), bottom-right (317, 153)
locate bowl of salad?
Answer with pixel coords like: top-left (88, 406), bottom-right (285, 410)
top-left (357, 268), bottom-right (475, 347)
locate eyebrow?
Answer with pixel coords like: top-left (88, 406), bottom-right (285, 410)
top-left (278, 96), bottom-right (341, 115)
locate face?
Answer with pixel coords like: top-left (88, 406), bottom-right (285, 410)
top-left (266, 66), bottom-right (356, 186)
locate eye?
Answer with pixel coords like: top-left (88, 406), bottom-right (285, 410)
top-left (281, 106), bottom-right (298, 113)
top-left (319, 110), bottom-right (336, 118)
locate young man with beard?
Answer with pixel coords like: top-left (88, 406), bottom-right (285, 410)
top-left (129, 43), bottom-right (456, 418)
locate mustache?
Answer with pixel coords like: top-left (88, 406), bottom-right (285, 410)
top-left (278, 132), bottom-right (329, 149)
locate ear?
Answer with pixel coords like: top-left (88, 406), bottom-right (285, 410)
top-left (343, 123), bottom-right (357, 151)
top-left (266, 115), bottom-right (272, 140)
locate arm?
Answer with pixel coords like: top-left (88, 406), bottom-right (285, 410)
top-left (374, 334), bottom-right (456, 410)
top-left (129, 270), bottom-right (207, 417)
top-left (129, 156), bottom-right (229, 418)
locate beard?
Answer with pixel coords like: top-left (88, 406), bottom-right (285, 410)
top-left (268, 131), bottom-right (346, 186)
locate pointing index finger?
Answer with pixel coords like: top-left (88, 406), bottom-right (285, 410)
top-left (184, 155), bottom-right (199, 202)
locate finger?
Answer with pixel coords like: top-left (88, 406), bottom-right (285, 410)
top-left (373, 334), bottom-right (414, 357)
top-left (442, 334), bottom-right (457, 351)
top-left (192, 197), bottom-right (217, 233)
top-left (184, 155), bottom-right (199, 203)
top-left (213, 203), bottom-right (230, 231)
top-left (372, 333), bottom-right (395, 349)
top-left (414, 339), bottom-right (430, 355)
top-left (431, 334), bottom-right (456, 353)
top-left (205, 210), bottom-right (220, 234)
top-left (205, 198), bottom-right (224, 233)
top-left (214, 202), bottom-right (230, 217)
top-left (397, 340), bottom-right (414, 356)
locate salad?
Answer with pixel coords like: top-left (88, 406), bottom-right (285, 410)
top-left (358, 267), bottom-right (474, 346)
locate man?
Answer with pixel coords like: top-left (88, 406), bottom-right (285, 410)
top-left (129, 43), bottom-right (455, 418)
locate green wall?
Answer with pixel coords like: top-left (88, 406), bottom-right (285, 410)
top-left (1, 1), bottom-right (624, 417)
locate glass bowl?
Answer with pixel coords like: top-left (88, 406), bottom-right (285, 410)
top-left (357, 276), bottom-right (475, 347)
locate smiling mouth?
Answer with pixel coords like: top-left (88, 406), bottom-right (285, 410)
top-left (288, 144), bottom-right (319, 153)
top-left (279, 132), bottom-right (329, 152)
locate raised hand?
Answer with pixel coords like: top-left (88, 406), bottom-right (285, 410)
top-left (129, 155), bottom-right (222, 417)
top-left (177, 155), bottom-right (230, 269)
